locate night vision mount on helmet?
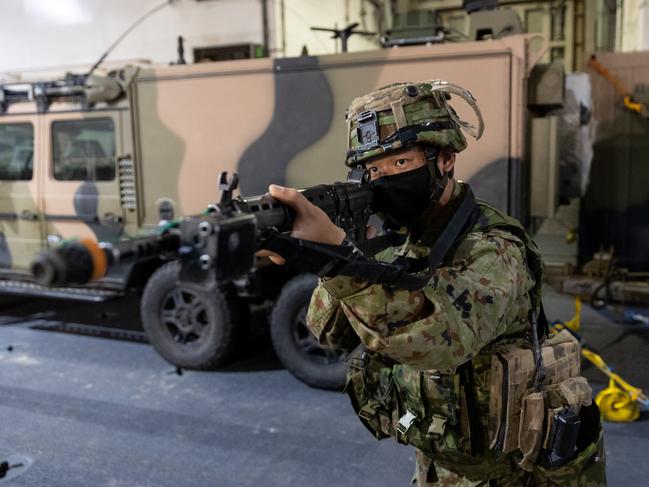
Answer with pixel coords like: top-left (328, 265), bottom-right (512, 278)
top-left (345, 80), bottom-right (485, 166)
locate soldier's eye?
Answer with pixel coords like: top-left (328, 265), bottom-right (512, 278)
top-left (395, 159), bottom-right (407, 166)
top-left (369, 166), bottom-right (378, 172)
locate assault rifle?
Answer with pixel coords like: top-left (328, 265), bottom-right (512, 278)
top-left (31, 170), bottom-right (477, 291)
top-left (31, 170), bottom-right (375, 288)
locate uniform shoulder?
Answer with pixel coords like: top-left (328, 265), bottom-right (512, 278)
top-left (451, 226), bottom-right (525, 267)
top-left (472, 199), bottom-right (531, 247)
top-left (475, 199), bottom-right (523, 230)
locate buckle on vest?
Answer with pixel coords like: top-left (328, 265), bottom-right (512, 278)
top-left (396, 410), bottom-right (417, 435)
top-left (427, 414), bottom-right (447, 439)
top-left (358, 402), bottom-right (379, 420)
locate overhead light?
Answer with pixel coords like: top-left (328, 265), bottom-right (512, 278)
top-left (24, 0), bottom-right (91, 25)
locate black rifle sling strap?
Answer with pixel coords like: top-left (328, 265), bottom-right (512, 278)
top-left (263, 188), bottom-right (478, 291)
top-left (356, 231), bottom-right (407, 256)
top-left (335, 187), bottom-right (477, 290)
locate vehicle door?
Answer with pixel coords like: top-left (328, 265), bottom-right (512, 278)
top-left (0, 117), bottom-right (42, 271)
top-left (42, 112), bottom-right (125, 248)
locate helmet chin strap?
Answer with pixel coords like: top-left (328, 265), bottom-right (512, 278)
top-left (424, 146), bottom-right (449, 204)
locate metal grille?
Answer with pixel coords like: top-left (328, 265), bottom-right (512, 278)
top-left (118, 156), bottom-right (137, 210)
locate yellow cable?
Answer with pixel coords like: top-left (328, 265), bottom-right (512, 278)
top-left (596, 377), bottom-right (640, 422)
top-left (623, 95), bottom-right (647, 116)
top-left (552, 306), bottom-right (648, 422)
top-left (564, 297), bottom-right (581, 331)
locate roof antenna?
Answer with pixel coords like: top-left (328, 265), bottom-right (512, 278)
top-left (86, 0), bottom-right (175, 77)
top-left (176, 36), bottom-right (186, 64)
top-left (310, 23), bottom-right (376, 53)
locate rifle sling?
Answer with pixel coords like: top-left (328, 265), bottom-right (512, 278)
top-left (263, 188), bottom-right (477, 291)
top-left (357, 231), bottom-right (407, 256)
top-left (336, 187), bottom-right (477, 289)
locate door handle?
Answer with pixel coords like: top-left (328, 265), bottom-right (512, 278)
top-left (100, 212), bottom-right (123, 225)
top-left (20, 209), bottom-right (38, 221)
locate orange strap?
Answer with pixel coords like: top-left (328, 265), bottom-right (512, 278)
top-left (79, 238), bottom-right (107, 282)
top-left (588, 55), bottom-right (629, 97)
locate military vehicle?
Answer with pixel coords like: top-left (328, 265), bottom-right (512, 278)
top-left (0, 34), bottom-right (557, 388)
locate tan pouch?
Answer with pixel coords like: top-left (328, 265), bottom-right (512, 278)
top-left (545, 376), bottom-right (593, 410)
top-left (488, 330), bottom-right (581, 454)
top-left (518, 391), bottom-right (545, 471)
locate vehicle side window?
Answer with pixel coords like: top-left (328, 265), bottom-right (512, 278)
top-left (52, 118), bottom-right (116, 181)
top-left (0, 123), bottom-right (34, 181)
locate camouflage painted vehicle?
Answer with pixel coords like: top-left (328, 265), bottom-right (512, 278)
top-left (0, 35), bottom-right (545, 388)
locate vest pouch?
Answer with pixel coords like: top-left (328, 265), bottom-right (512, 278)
top-left (488, 330), bottom-right (582, 455)
top-left (530, 376), bottom-right (594, 470)
top-left (533, 439), bottom-right (600, 484)
top-left (544, 376), bottom-right (593, 411)
top-left (392, 366), bottom-right (471, 457)
top-left (534, 428), bottom-right (604, 485)
top-left (533, 402), bottom-right (605, 484)
top-left (425, 373), bottom-right (473, 456)
top-left (345, 350), bottom-right (396, 439)
top-left (488, 345), bottom-right (535, 454)
top-left (517, 391), bottom-right (546, 471)
top-left (392, 365), bottom-right (428, 446)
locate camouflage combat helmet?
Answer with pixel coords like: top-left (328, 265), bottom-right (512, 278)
top-left (345, 80), bottom-right (485, 166)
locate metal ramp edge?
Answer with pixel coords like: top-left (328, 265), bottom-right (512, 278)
top-left (0, 279), bottom-right (123, 302)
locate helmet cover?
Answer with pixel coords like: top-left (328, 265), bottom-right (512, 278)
top-left (345, 80), bottom-right (484, 166)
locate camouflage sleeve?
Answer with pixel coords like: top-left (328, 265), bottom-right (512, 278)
top-left (310, 230), bottom-right (534, 372)
top-left (306, 279), bottom-right (363, 351)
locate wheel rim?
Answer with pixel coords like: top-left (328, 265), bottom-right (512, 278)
top-left (292, 304), bottom-right (345, 365)
top-left (160, 287), bottom-right (210, 346)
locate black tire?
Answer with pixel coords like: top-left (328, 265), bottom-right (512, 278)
top-left (270, 274), bottom-right (347, 390)
top-left (140, 261), bottom-right (237, 369)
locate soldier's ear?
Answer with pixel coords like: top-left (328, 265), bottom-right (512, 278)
top-left (437, 149), bottom-right (456, 176)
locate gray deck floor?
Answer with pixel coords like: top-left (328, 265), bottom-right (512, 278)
top-left (0, 289), bottom-right (647, 486)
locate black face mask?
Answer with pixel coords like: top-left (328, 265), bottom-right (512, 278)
top-left (370, 164), bottom-right (434, 227)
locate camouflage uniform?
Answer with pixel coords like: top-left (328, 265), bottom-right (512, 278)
top-left (306, 184), bottom-right (606, 486)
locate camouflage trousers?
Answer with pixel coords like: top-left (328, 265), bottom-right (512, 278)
top-left (412, 437), bottom-right (607, 486)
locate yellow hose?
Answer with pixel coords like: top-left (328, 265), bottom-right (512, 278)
top-left (624, 96), bottom-right (647, 117)
top-left (596, 378), bottom-right (641, 422)
top-left (563, 297), bottom-right (581, 331)
top-left (552, 299), bottom-right (648, 422)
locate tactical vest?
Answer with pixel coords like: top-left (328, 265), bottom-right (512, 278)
top-left (345, 201), bottom-right (597, 480)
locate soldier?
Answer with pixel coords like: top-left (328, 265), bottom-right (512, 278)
top-left (263, 81), bottom-right (606, 486)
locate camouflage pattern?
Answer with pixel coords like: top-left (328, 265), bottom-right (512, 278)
top-left (413, 448), bottom-right (527, 486)
top-left (308, 184), bottom-right (535, 372)
top-left (415, 438), bottom-right (607, 486)
top-left (0, 81), bottom-right (132, 271)
top-left (1, 35), bottom-right (536, 274)
top-left (0, 117), bottom-right (41, 268)
top-left (345, 80), bottom-right (470, 165)
top-left (306, 182), bottom-right (606, 485)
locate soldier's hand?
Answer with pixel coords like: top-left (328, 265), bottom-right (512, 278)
top-left (256, 184), bottom-right (346, 266)
top-left (366, 225), bottom-right (378, 239)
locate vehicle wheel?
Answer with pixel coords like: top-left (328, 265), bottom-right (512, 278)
top-left (141, 261), bottom-right (237, 369)
top-left (270, 274), bottom-right (347, 390)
